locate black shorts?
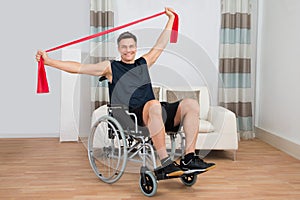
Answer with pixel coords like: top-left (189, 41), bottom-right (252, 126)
top-left (129, 101), bottom-right (181, 132)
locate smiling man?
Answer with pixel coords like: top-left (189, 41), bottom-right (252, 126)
top-left (36, 7), bottom-right (215, 178)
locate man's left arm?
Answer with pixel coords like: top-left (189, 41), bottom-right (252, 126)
top-left (143, 7), bottom-right (175, 67)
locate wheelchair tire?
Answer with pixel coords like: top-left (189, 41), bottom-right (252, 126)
top-left (139, 171), bottom-right (157, 197)
top-left (88, 115), bottom-right (128, 184)
top-left (180, 173), bottom-right (198, 186)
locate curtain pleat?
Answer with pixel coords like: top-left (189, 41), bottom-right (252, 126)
top-left (219, 0), bottom-right (254, 139)
top-left (90, 0), bottom-right (115, 111)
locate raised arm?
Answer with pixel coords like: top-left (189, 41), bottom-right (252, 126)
top-left (35, 50), bottom-right (111, 77)
top-left (142, 7), bottom-right (175, 67)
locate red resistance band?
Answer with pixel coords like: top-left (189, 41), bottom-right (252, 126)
top-left (37, 11), bottom-right (179, 93)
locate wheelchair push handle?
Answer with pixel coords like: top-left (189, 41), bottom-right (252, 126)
top-left (99, 76), bottom-right (107, 82)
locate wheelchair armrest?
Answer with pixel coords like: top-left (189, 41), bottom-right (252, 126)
top-left (125, 111), bottom-right (138, 133)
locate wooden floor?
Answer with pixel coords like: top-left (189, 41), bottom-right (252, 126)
top-left (0, 138), bottom-right (300, 200)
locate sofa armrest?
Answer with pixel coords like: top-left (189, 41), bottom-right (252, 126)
top-left (208, 106), bottom-right (237, 136)
top-left (91, 105), bottom-right (108, 127)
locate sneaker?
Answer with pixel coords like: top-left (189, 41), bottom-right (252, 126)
top-left (180, 156), bottom-right (216, 173)
top-left (155, 161), bottom-right (184, 178)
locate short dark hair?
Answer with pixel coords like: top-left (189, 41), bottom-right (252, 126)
top-left (117, 31), bottom-right (137, 45)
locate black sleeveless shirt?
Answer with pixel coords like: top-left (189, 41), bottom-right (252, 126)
top-left (108, 57), bottom-right (155, 109)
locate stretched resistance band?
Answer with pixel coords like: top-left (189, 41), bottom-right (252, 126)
top-left (37, 11), bottom-right (179, 93)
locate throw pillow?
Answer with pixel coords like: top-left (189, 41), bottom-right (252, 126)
top-left (166, 90), bottom-right (200, 103)
top-left (152, 87), bottom-right (161, 100)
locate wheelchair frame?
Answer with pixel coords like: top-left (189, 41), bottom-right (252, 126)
top-left (88, 104), bottom-right (199, 196)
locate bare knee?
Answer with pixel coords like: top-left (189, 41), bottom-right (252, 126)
top-left (180, 98), bottom-right (200, 115)
top-left (148, 100), bottom-right (162, 117)
top-left (143, 100), bottom-right (162, 125)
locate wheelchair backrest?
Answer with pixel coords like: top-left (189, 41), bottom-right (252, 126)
top-left (109, 105), bottom-right (135, 130)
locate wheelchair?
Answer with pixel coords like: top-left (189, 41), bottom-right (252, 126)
top-left (88, 81), bottom-right (201, 196)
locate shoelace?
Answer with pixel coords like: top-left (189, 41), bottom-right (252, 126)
top-left (194, 157), bottom-right (206, 164)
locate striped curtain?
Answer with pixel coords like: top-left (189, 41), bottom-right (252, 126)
top-left (219, 0), bottom-right (254, 139)
top-left (90, 0), bottom-right (116, 111)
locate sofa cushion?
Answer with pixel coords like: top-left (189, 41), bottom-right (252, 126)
top-left (166, 90), bottom-right (200, 103)
top-left (199, 120), bottom-right (214, 133)
top-left (179, 119), bottom-right (214, 133)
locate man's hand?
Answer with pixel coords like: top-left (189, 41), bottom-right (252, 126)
top-left (36, 50), bottom-right (50, 65)
top-left (165, 7), bottom-right (175, 19)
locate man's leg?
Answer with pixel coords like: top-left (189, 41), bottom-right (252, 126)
top-left (143, 100), bottom-right (168, 160)
top-left (173, 99), bottom-right (199, 153)
top-left (174, 98), bottom-right (215, 172)
top-left (142, 100), bottom-right (183, 176)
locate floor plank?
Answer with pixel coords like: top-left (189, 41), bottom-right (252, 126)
top-left (0, 138), bottom-right (300, 199)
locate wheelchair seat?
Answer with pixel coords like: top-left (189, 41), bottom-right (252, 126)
top-left (108, 104), bottom-right (150, 137)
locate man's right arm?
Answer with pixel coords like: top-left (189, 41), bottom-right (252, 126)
top-left (35, 50), bottom-right (111, 77)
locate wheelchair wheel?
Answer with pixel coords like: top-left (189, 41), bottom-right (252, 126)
top-left (180, 173), bottom-right (198, 186)
top-left (139, 171), bottom-right (157, 197)
top-left (88, 115), bottom-right (128, 184)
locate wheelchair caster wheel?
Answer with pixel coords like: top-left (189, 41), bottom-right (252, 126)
top-left (180, 173), bottom-right (197, 186)
top-left (139, 171), bottom-right (157, 197)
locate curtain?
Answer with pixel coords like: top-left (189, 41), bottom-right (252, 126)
top-left (90, 0), bottom-right (116, 111)
top-left (219, 0), bottom-right (254, 140)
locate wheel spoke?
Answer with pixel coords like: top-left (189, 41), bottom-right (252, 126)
top-left (88, 115), bottom-right (127, 184)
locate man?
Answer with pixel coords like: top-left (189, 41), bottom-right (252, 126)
top-left (36, 7), bottom-right (215, 177)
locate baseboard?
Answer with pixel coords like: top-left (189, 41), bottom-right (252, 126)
top-left (255, 127), bottom-right (300, 160)
top-left (0, 133), bottom-right (59, 138)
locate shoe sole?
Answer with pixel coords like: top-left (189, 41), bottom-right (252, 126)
top-left (206, 165), bottom-right (216, 171)
top-left (182, 164), bottom-right (216, 174)
top-left (166, 170), bottom-right (184, 177)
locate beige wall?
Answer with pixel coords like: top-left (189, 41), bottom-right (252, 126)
top-left (0, 0), bottom-right (89, 137)
top-left (255, 0), bottom-right (300, 145)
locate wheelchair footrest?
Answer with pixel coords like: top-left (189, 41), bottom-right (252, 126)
top-left (154, 167), bottom-right (183, 181)
top-left (154, 167), bottom-right (208, 181)
top-left (183, 170), bottom-right (205, 176)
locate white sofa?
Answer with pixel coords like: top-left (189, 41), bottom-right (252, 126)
top-left (92, 86), bottom-right (238, 160)
top-left (154, 85), bottom-right (238, 160)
